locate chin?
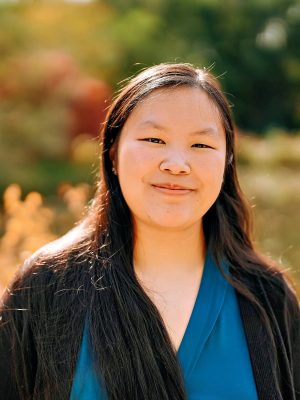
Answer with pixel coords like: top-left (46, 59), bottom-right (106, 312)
top-left (149, 216), bottom-right (199, 230)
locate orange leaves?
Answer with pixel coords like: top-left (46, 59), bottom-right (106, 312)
top-left (0, 183), bottom-right (90, 291)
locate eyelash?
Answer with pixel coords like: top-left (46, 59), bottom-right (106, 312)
top-left (141, 138), bottom-right (211, 148)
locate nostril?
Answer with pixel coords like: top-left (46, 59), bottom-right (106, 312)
top-left (160, 164), bottom-right (191, 175)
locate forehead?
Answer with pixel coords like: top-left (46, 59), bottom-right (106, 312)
top-left (121, 86), bottom-right (224, 136)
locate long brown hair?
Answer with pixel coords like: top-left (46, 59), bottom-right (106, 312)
top-left (1, 63), bottom-right (295, 399)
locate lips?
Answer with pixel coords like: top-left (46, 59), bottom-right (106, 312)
top-left (151, 183), bottom-right (194, 196)
top-left (152, 183), bottom-right (193, 190)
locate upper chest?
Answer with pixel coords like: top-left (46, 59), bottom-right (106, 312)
top-left (140, 268), bottom-right (204, 352)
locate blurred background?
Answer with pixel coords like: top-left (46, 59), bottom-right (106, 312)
top-left (0, 0), bottom-right (299, 296)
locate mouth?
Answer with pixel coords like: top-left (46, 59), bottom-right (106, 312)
top-left (151, 185), bottom-right (194, 195)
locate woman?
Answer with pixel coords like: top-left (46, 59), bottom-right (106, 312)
top-left (0, 63), bottom-right (299, 400)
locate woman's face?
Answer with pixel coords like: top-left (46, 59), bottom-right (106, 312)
top-left (109, 86), bottom-right (227, 231)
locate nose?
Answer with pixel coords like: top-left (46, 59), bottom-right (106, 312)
top-left (159, 153), bottom-right (191, 175)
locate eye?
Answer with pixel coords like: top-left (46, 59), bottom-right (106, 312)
top-left (192, 144), bottom-right (211, 148)
top-left (141, 137), bottom-right (164, 144)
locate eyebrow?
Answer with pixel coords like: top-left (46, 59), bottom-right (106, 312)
top-left (138, 120), bottom-right (219, 138)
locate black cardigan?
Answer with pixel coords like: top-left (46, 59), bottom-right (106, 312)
top-left (0, 255), bottom-right (299, 400)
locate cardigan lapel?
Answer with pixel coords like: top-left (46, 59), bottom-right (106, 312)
top-left (236, 291), bottom-right (282, 400)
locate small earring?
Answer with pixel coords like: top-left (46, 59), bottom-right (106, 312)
top-left (112, 166), bottom-right (117, 175)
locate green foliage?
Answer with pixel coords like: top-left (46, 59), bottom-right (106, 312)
top-left (0, 158), bottom-right (94, 197)
top-left (1, 0), bottom-right (300, 131)
top-left (107, 0), bottom-right (300, 131)
top-left (0, 3), bottom-right (32, 59)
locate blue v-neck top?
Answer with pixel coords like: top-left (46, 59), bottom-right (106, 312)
top-left (70, 252), bottom-right (259, 400)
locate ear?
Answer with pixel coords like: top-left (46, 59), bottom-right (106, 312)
top-left (109, 142), bottom-right (118, 171)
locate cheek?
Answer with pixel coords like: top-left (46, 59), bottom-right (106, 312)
top-left (196, 153), bottom-right (225, 182)
top-left (210, 158), bottom-right (225, 182)
top-left (118, 142), bottom-right (156, 177)
top-left (118, 143), bottom-right (155, 170)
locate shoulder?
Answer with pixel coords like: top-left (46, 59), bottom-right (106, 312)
top-left (256, 267), bottom-right (299, 318)
top-left (236, 262), bottom-right (300, 336)
top-left (20, 221), bottom-right (91, 274)
top-left (18, 220), bottom-right (93, 283)
top-left (231, 257), bottom-right (299, 309)
top-left (263, 270), bottom-right (300, 338)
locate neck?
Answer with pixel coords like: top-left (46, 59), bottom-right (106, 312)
top-left (133, 220), bottom-right (206, 283)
